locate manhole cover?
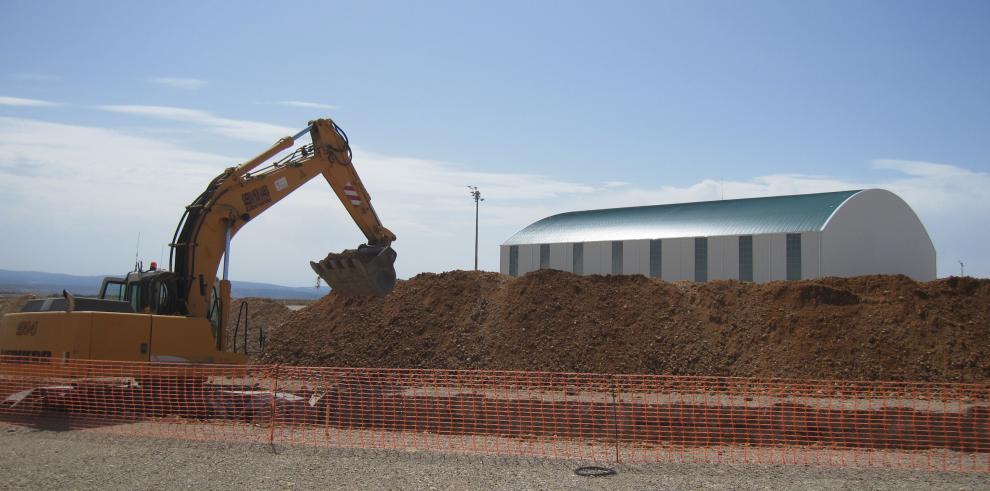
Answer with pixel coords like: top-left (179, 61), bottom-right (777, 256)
top-left (574, 466), bottom-right (617, 477)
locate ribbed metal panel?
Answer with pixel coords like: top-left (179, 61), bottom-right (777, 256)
top-left (503, 190), bottom-right (861, 245)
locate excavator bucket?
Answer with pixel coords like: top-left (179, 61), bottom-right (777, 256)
top-left (310, 245), bottom-right (397, 297)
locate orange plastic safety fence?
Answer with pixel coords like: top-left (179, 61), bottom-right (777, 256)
top-left (0, 356), bottom-right (987, 472)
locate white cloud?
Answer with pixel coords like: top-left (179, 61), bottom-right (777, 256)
top-left (347, 148), bottom-right (596, 235)
top-left (0, 116), bottom-right (236, 277)
top-left (98, 105), bottom-right (295, 142)
top-left (873, 159), bottom-right (971, 178)
top-left (149, 77), bottom-right (208, 90)
top-left (9, 73), bottom-right (58, 82)
top-left (869, 159), bottom-right (990, 215)
top-left (0, 96), bottom-right (58, 107)
top-left (0, 114), bottom-right (986, 282)
top-left (280, 101), bottom-right (338, 110)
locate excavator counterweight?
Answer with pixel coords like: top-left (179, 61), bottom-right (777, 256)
top-left (311, 245), bottom-right (397, 297)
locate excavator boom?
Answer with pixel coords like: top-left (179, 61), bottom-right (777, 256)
top-left (300, 119), bottom-right (397, 296)
top-left (169, 118), bottom-right (397, 340)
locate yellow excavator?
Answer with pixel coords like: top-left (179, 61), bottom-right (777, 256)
top-left (0, 118), bottom-right (396, 365)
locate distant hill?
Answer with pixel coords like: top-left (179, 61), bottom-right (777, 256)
top-left (0, 269), bottom-right (327, 300)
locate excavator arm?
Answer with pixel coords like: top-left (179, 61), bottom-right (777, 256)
top-left (169, 119), bottom-right (397, 334)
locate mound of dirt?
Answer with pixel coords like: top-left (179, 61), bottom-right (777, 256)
top-left (261, 270), bottom-right (990, 382)
top-left (225, 298), bottom-right (291, 359)
top-left (0, 295), bottom-right (35, 316)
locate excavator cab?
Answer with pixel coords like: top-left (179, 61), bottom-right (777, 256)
top-left (99, 268), bottom-right (179, 316)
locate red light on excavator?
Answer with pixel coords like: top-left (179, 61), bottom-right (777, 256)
top-left (149, 261), bottom-right (158, 271)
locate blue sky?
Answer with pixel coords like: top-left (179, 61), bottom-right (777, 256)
top-left (1, 0), bottom-right (988, 283)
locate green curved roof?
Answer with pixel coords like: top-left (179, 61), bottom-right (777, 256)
top-left (503, 190), bottom-right (862, 245)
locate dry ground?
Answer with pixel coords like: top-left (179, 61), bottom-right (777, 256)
top-left (264, 271), bottom-right (990, 383)
top-left (1, 425), bottom-right (988, 490)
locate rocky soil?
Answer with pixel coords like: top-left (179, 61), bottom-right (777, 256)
top-left (224, 297), bottom-right (292, 358)
top-left (262, 270), bottom-right (990, 382)
top-left (0, 295), bottom-right (34, 316)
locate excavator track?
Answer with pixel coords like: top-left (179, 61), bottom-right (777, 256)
top-left (310, 245), bottom-right (397, 297)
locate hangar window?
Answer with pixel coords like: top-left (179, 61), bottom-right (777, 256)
top-left (509, 246), bottom-right (519, 277)
top-left (611, 241), bottom-right (623, 274)
top-left (739, 236), bottom-right (753, 282)
top-left (649, 239), bottom-right (661, 278)
top-left (695, 237), bottom-right (708, 282)
top-left (539, 244), bottom-right (550, 268)
top-left (572, 243), bottom-right (583, 275)
top-left (786, 234), bottom-right (802, 280)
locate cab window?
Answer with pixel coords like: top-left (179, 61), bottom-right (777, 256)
top-left (159, 283), bottom-right (168, 307)
top-left (102, 281), bottom-right (126, 301)
top-left (150, 279), bottom-right (174, 314)
top-left (128, 283), bottom-right (143, 312)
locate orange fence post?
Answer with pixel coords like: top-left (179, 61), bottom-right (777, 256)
top-left (268, 365), bottom-right (279, 447)
top-left (610, 375), bottom-right (620, 465)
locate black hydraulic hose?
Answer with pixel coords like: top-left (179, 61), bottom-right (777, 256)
top-left (185, 187), bottom-right (230, 296)
top-left (173, 170), bottom-right (231, 313)
top-left (327, 121), bottom-right (352, 161)
top-left (231, 306), bottom-right (240, 353)
top-left (168, 207), bottom-right (189, 272)
top-left (332, 121), bottom-right (349, 144)
top-left (232, 301), bottom-right (249, 354)
top-left (258, 320), bottom-right (266, 351)
top-left (172, 177), bottom-right (219, 258)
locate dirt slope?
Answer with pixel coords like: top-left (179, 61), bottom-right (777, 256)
top-left (261, 270), bottom-right (990, 382)
top-left (0, 295), bottom-right (35, 316)
top-left (225, 298), bottom-right (291, 358)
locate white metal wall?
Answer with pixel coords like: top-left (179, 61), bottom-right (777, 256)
top-left (801, 232), bottom-right (821, 279)
top-left (622, 239), bottom-right (650, 276)
top-left (517, 244), bottom-right (538, 275)
top-left (583, 241), bottom-right (611, 275)
top-left (753, 235), bottom-right (770, 283)
top-left (548, 243), bottom-right (571, 271)
top-left (707, 236), bottom-right (727, 280)
top-left (499, 245), bottom-right (510, 273)
top-left (768, 233), bottom-right (787, 281)
top-left (820, 189), bottom-right (936, 281)
top-left (659, 237), bottom-right (691, 281)
top-left (715, 235), bottom-right (740, 280)
top-left (500, 235), bottom-right (784, 282)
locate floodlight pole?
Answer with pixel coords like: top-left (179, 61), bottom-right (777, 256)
top-left (958, 260), bottom-right (964, 277)
top-left (468, 186), bottom-right (483, 270)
